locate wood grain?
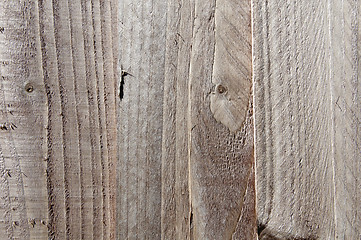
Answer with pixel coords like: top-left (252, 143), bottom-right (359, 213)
top-left (1, 0), bottom-right (255, 238)
top-left (0, 0), bottom-right (118, 239)
top-left (211, 0), bottom-right (252, 132)
top-left (188, 0), bottom-right (255, 238)
top-left (161, 0), bottom-right (193, 238)
top-left (0, 1), bottom-right (48, 239)
top-left (253, 1), bottom-right (361, 239)
top-left (117, 0), bottom-right (255, 239)
top-left (117, 0), bottom-right (167, 238)
top-left (329, 0), bottom-right (361, 238)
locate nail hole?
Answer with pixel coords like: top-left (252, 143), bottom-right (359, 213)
top-left (25, 83), bottom-right (34, 93)
top-left (217, 84), bottom-right (227, 94)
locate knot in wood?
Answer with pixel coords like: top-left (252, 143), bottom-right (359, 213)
top-left (217, 84), bottom-right (227, 94)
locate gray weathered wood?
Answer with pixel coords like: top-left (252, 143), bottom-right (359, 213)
top-left (117, 0), bottom-right (167, 238)
top-left (1, 0), bottom-right (256, 238)
top-left (117, 0), bottom-right (255, 239)
top-left (161, 0), bottom-right (193, 238)
top-left (211, 0), bottom-right (252, 132)
top-left (188, 0), bottom-right (255, 239)
top-left (0, 0), bottom-right (118, 239)
top-left (0, 1), bottom-right (48, 239)
top-left (330, 1), bottom-right (361, 238)
top-left (253, 1), bottom-right (361, 239)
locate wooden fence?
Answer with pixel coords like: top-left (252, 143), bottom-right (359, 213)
top-left (0, 0), bottom-right (359, 239)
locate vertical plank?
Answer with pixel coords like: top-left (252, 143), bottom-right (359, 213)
top-left (1, 0), bottom-right (117, 238)
top-left (253, 1), bottom-right (335, 239)
top-left (160, 0), bottom-right (183, 238)
top-left (67, 0), bottom-right (94, 238)
top-left (117, 0), bottom-right (167, 238)
top-left (39, 0), bottom-right (118, 238)
top-left (329, 0), bottom-right (361, 238)
top-left (118, 0), bottom-right (255, 239)
top-left (0, 1), bottom-right (48, 239)
top-left (38, 0), bottom-right (67, 237)
top-left (188, 0), bottom-right (255, 237)
top-left (161, 0), bottom-right (194, 238)
top-left (253, 0), bottom-right (360, 239)
top-left (91, 0), bottom-right (112, 238)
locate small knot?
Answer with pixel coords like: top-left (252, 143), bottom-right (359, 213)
top-left (217, 84), bottom-right (227, 94)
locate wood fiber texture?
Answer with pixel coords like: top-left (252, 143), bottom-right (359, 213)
top-left (117, 0), bottom-right (167, 238)
top-left (253, 1), bottom-right (361, 239)
top-left (211, 0), bottom-right (252, 132)
top-left (117, 0), bottom-right (255, 239)
top-left (0, 0), bottom-right (118, 239)
top-left (0, 0), bottom-right (254, 238)
top-left (0, 1), bottom-right (48, 239)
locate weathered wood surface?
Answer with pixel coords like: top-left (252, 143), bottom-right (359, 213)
top-left (117, 0), bottom-right (255, 239)
top-left (211, 0), bottom-right (252, 132)
top-left (253, 1), bottom-right (361, 239)
top-left (0, 0), bottom-right (118, 239)
top-left (0, 1), bottom-right (48, 239)
top-left (117, 0), bottom-right (167, 238)
top-left (188, 0), bottom-right (254, 238)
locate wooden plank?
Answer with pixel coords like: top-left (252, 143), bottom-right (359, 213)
top-left (0, 0), bottom-right (118, 239)
top-left (161, 0), bottom-right (194, 239)
top-left (117, 0), bottom-right (168, 238)
top-left (188, 0), bottom-right (255, 238)
top-left (329, 0), bottom-right (361, 238)
top-left (0, 1), bottom-right (48, 239)
top-left (253, 1), bottom-right (361, 239)
top-left (118, 0), bottom-right (255, 238)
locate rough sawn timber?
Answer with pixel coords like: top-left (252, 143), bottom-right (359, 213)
top-left (117, 0), bottom-right (255, 239)
top-left (253, 1), bottom-right (361, 239)
top-left (0, 0), bottom-right (118, 239)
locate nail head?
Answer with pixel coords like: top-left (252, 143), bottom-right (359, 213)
top-left (25, 83), bottom-right (34, 93)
